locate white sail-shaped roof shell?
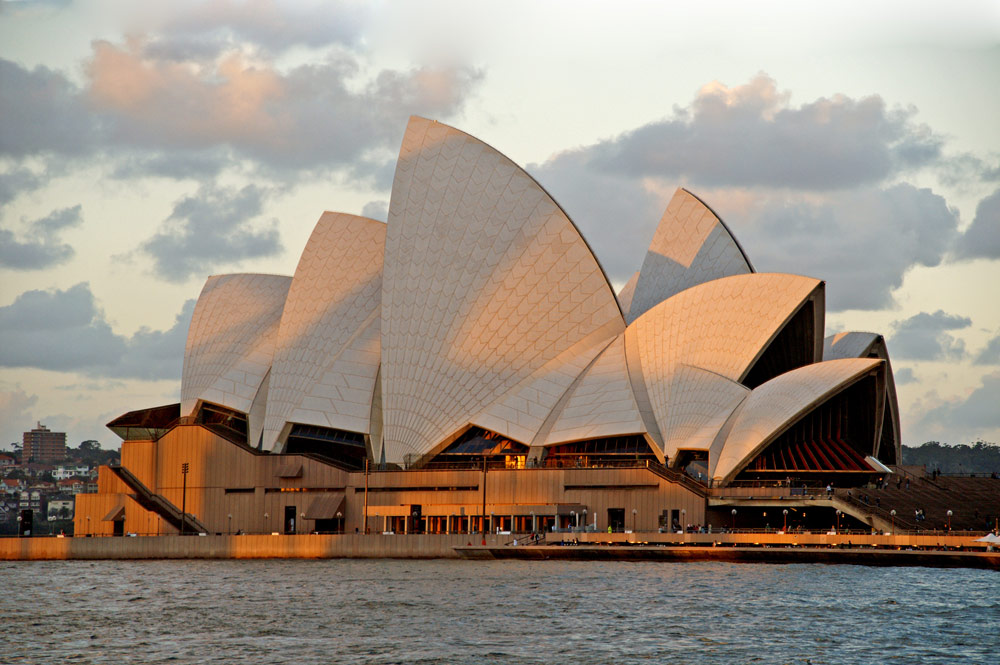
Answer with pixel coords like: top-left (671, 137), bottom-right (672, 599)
top-left (617, 271), bottom-right (639, 314)
top-left (471, 325), bottom-right (618, 446)
top-left (627, 188), bottom-right (753, 323)
top-left (712, 357), bottom-right (884, 485)
top-left (262, 213), bottom-right (385, 452)
top-left (180, 273), bottom-right (292, 417)
top-left (824, 331), bottom-right (902, 463)
top-left (627, 273), bottom-right (823, 463)
top-left (541, 334), bottom-right (647, 446)
top-left (380, 116), bottom-right (624, 463)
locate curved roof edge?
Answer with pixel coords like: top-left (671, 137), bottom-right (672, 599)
top-left (712, 357), bottom-right (884, 486)
top-left (180, 272), bottom-right (292, 417)
top-left (681, 188), bottom-right (755, 273)
top-left (409, 116), bottom-right (625, 321)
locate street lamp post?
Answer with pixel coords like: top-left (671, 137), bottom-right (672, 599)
top-left (947, 509), bottom-right (953, 531)
top-left (783, 509), bottom-right (789, 532)
top-left (632, 508), bottom-right (637, 532)
top-left (731, 508), bottom-right (737, 531)
top-left (681, 508), bottom-right (686, 533)
top-left (180, 462), bottom-right (189, 536)
top-left (263, 512), bottom-right (269, 534)
top-left (583, 508), bottom-right (588, 532)
top-left (570, 510), bottom-right (576, 532)
top-left (227, 513), bottom-right (232, 535)
top-left (835, 509), bottom-right (842, 533)
top-left (890, 509), bottom-right (896, 534)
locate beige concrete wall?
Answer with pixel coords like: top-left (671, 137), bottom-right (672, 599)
top-left (78, 426), bottom-right (708, 537)
top-left (2, 532), bottom-right (990, 562)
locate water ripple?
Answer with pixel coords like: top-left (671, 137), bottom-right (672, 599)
top-left (0, 560), bottom-right (995, 664)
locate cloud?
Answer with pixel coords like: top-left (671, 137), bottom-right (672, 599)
top-left (361, 200), bottom-right (388, 222)
top-left (531, 76), bottom-right (956, 298)
top-left (543, 74), bottom-right (941, 192)
top-left (0, 283), bottom-right (194, 379)
top-left (914, 372), bottom-right (1000, 444)
top-left (84, 39), bottom-right (482, 172)
top-left (0, 58), bottom-right (95, 157)
top-left (894, 367), bottom-right (916, 385)
top-left (153, 0), bottom-right (370, 54)
top-left (731, 185), bottom-right (959, 311)
top-left (109, 150), bottom-right (231, 180)
top-left (139, 184), bottom-right (282, 282)
top-left (974, 333), bottom-right (1000, 365)
top-left (0, 167), bottom-right (43, 206)
top-left (0, 388), bottom-right (38, 446)
top-left (953, 187), bottom-right (1000, 260)
top-left (888, 310), bottom-right (971, 361)
top-left (0, 204), bottom-right (83, 270)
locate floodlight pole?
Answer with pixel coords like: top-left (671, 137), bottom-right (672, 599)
top-left (180, 462), bottom-right (189, 536)
top-left (481, 453), bottom-right (488, 535)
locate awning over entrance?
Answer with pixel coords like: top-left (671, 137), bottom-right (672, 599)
top-left (275, 462), bottom-right (303, 478)
top-left (304, 492), bottom-right (345, 520)
top-left (102, 502), bottom-right (125, 521)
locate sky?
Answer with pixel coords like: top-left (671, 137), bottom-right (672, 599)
top-left (1, 0), bottom-right (999, 451)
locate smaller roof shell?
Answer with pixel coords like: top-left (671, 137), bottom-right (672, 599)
top-left (180, 273), bottom-right (292, 417)
top-left (627, 188), bottom-right (753, 322)
top-left (711, 357), bottom-right (884, 485)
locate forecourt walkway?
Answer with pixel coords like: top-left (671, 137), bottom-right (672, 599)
top-left (2, 532), bottom-right (998, 568)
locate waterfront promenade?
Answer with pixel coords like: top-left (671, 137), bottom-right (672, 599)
top-left (2, 531), bottom-right (997, 568)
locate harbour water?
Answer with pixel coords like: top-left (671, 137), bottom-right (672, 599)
top-left (3, 559), bottom-right (995, 664)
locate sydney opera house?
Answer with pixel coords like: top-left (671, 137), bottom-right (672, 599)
top-left (76, 117), bottom-right (901, 538)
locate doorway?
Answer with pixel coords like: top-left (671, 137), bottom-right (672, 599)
top-left (608, 508), bottom-right (625, 532)
top-left (284, 506), bottom-right (297, 534)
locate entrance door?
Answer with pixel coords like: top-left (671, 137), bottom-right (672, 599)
top-left (284, 506), bottom-right (297, 534)
top-left (113, 519), bottom-right (124, 537)
top-left (608, 508), bottom-right (625, 532)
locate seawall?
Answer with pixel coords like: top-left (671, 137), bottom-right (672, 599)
top-left (2, 531), bottom-right (997, 567)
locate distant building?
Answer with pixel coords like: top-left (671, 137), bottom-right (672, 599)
top-left (47, 499), bottom-right (74, 521)
top-left (23, 423), bottom-right (66, 463)
top-left (0, 454), bottom-right (14, 467)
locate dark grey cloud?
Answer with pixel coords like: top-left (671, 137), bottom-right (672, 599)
top-left (889, 310), bottom-right (971, 361)
top-left (543, 74), bottom-right (942, 192)
top-left (0, 283), bottom-right (194, 380)
top-left (1, 31), bottom-right (481, 181)
top-left (139, 184), bottom-right (282, 282)
top-left (915, 371), bottom-right (1000, 442)
top-left (0, 58), bottom-right (95, 157)
top-left (0, 204), bottom-right (82, 270)
top-left (735, 185), bottom-right (959, 311)
top-left (893, 367), bottom-right (916, 385)
top-left (84, 39), bottom-right (482, 173)
top-left (953, 188), bottom-right (1000, 260)
top-left (974, 333), bottom-right (1000, 365)
top-left (531, 77), bottom-right (956, 298)
top-left (0, 167), bottom-right (43, 206)
top-left (109, 150), bottom-right (231, 180)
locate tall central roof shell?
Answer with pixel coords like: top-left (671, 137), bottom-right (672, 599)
top-left (380, 117), bottom-right (625, 462)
